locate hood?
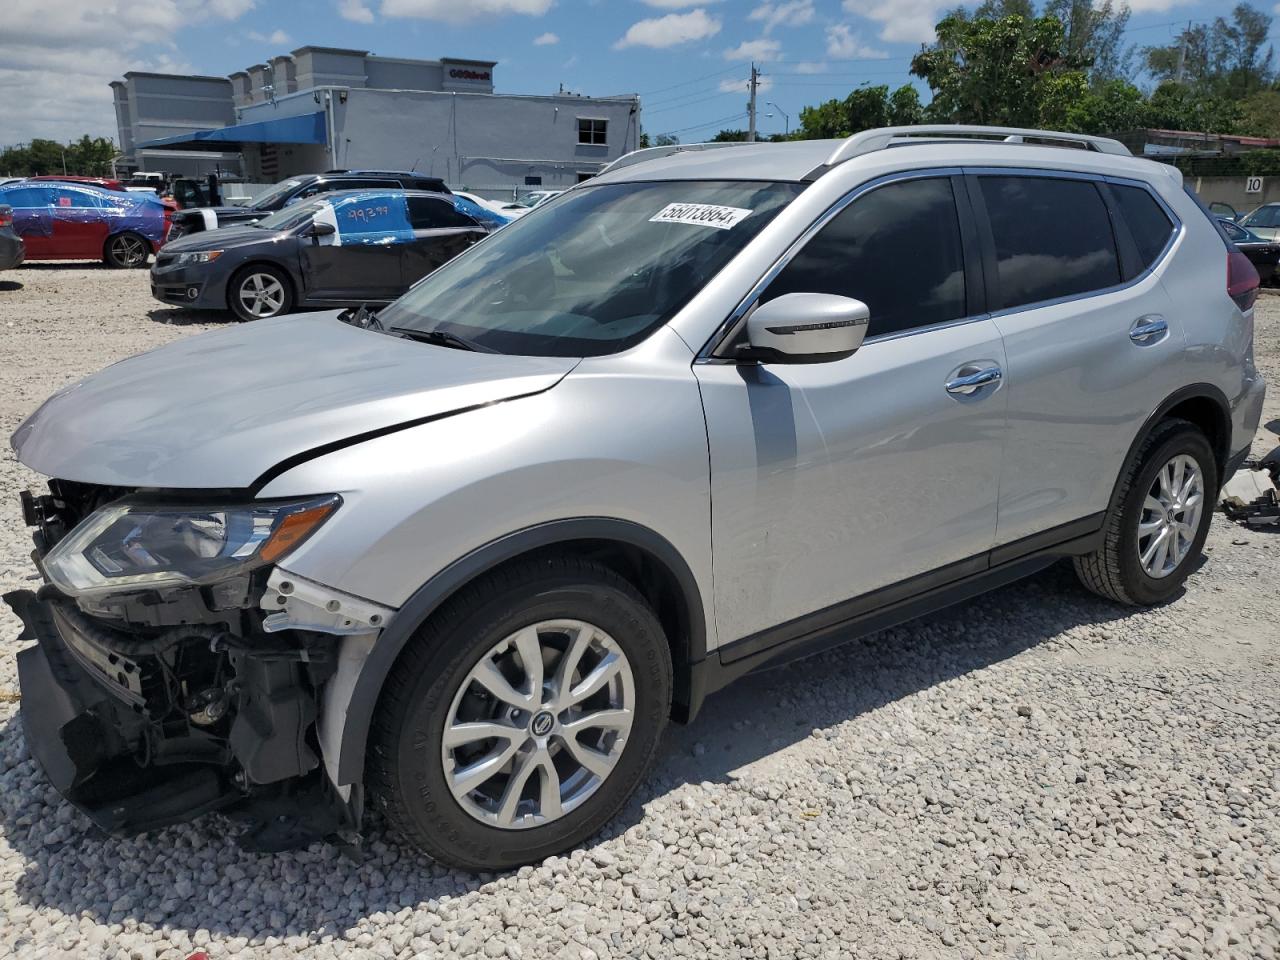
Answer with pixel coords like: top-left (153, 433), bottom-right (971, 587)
top-left (163, 224), bottom-right (281, 253)
top-left (12, 313), bottom-right (578, 489)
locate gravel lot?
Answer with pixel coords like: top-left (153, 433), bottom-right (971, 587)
top-left (0, 265), bottom-right (1278, 960)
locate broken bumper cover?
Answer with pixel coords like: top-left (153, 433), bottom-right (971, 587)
top-left (10, 590), bottom-right (235, 836)
top-left (6, 587), bottom-right (354, 849)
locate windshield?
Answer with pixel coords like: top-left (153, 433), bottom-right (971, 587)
top-left (251, 198), bottom-right (326, 232)
top-left (377, 180), bottom-right (804, 357)
top-left (248, 178), bottom-right (304, 211)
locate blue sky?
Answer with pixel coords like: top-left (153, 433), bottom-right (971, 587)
top-left (0, 0), bottom-right (1259, 148)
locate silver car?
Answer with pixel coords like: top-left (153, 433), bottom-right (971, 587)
top-left (7, 126), bottom-right (1266, 870)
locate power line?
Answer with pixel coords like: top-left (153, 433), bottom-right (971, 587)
top-left (645, 90), bottom-right (735, 116)
top-left (637, 64), bottom-right (741, 97)
top-left (660, 111), bottom-right (749, 137)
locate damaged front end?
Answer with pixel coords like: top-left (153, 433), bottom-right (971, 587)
top-left (5, 480), bottom-right (390, 852)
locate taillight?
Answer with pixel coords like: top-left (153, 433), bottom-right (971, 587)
top-left (1228, 246), bottom-right (1260, 311)
top-left (0, 209), bottom-right (10, 228)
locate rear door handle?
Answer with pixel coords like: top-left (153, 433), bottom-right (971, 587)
top-left (1129, 315), bottom-right (1169, 345)
top-left (945, 366), bottom-right (1003, 396)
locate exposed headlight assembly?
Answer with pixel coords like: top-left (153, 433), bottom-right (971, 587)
top-left (42, 496), bottom-right (340, 596)
top-left (175, 250), bottom-right (223, 265)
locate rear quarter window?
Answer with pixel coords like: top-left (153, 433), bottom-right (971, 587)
top-left (1111, 184), bottom-right (1175, 274)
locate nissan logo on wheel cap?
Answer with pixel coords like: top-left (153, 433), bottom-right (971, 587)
top-left (530, 711), bottom-right (554, 736)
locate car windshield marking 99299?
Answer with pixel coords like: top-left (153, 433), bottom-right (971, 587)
top-left (374, 180), bottom-right (804, 357)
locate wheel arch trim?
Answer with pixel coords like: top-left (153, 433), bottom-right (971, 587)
top-left (1110, 383), bottom-right (1232, 513)
top-left (335, 517), bottom-right (707, 785)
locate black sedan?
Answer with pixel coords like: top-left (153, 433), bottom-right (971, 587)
top-left (151, 189), bottom-right (488, 321)
top-left (0, 204), bottom-right (25, 271)
top-left (1220, 217), bottom-right (1280, 285)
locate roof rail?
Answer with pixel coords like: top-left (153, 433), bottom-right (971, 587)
top-left (599, 141), bottom-right (759, 176)
top-left (824, 125), bottom-right (1131, 167)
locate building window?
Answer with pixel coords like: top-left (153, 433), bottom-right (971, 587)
top-left (578, 118), bottom-right (607, 145)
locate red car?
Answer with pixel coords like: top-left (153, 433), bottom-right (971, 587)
top-left (0, 181), bottom-right (170, 267)
top-left (26, 175), bottom-right (129, 192)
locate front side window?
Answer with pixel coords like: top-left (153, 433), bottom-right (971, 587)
top-left (761, 177), bottom-right (966, 338)
top-left (979, 176), bottom-right (1120, 310)
top-left (1111, 183), bottom-right (1175, 274)
top-left (251, 198), bottom-right (328, 232)
top-left (378, 180), bottom-right (804, 357)
top-left (578, 118), bottom-right (607, 145)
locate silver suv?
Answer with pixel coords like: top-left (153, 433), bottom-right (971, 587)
top-left (7, 126), bottom-right (1266, 870)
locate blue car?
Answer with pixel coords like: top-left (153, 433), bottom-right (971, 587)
top-left (0, 181), bottom-right (169, 267)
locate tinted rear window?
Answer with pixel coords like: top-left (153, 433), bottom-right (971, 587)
top-left (979, 176), bottom-right (1121, 310)
top-left (1112, 184), bottom-right (1175, 273)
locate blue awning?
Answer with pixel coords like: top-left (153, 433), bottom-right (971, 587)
top-left (139, 112), bottom-right (327, 151)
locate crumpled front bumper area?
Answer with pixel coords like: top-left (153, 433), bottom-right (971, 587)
top-left (6, 588), bottom-right (350, 850)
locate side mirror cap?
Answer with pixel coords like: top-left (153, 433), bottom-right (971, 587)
top-left (740, 293), bottom-right (870, 364)
top-left (307, 221), bottom-right (336, 239)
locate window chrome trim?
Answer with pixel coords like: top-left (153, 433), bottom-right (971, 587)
top-left (961, 166), bottom-right (1184, 320)
top-left (696, 166), bottom-right (965, 360)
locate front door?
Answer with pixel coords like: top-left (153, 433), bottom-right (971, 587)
top-left (4, 186), bottom-right (55, 259)
top-left (299, 194), bottom-right (410, 302)
top-left (695, 174), bottom-right (1009, 650)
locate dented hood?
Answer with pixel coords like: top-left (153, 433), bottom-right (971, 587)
top-left (12, 312), bottom-right (577, 489)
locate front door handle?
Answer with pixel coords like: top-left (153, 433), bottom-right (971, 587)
top-left (945, 366), bottom-right (1003, 396)
top-left (1129, 315), bottom-right (1169, 345)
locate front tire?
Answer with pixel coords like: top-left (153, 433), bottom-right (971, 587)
top-left (104, 231), bottom-right (150, 268)
top-left (229, 265), bottom-right (292, 321)
top-left (1074, 418), bottom-right (1218, 605)
top-left (367, 558), bottom-right (672, 871)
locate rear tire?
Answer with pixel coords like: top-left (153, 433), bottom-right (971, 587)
top-left (104, 231), bottom-right (150, 268)
top-left (1074, 418), bottom-right (1217, 605)
top-left (367, 558), bottom-right (672, 871)
top-left (229, 265), bottom-right (292, 321)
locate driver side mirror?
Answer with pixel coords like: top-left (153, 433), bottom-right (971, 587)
top-left (737, 293), bottom-right (870, 364)
top-left (306, 221), bottom-right (336, 242)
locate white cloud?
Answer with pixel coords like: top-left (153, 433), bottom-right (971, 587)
top-left (793, 60), bottom-right (827, 73)
top-left (826, 23), bottom-right (889, 59)
top-left (841, 0), bottom-right (942, 43)
top-left (641, 0), bottom-right (720, 7)
top-left (614, 9), bottom-right (722, 49)
top-left (380, 0), bottom-right (553, 23)
top-left (0, 0), bottom-right (253, 145)
top-left (724, 38), bottom-right (782, 61)
top-left (247, 28), bottom-right (290, 44)
top-left (209, 0), bottom-right (255, 17)
top-left (748, 0), bottom-right (814, 34)
top-left (718, 74), bottom-right (775, 93)
top-left (534, 31), bottom-right (560, 44)
top-left (338, 0), bottom-right (375, 22)
top-left (1121, 0), bottom-right (1197, 10)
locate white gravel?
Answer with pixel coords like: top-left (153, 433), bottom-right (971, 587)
top-left (1, 265), bottom-right (1278, 960)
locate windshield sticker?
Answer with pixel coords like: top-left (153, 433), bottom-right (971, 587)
top-left (649, 202), bottom-right (753, 230)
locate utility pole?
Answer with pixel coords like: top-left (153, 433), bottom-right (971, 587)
top-left (1175, 21), bottom-right (1190, 84)
top-left (747, 63), bottom-right (759, 143)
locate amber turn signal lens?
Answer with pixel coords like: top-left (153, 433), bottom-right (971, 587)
top-left (260, 501), bottom-right (339, 564)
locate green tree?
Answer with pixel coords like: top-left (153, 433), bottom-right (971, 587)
top-left (795, 84), bottom-right (922, 139)
top-left (1238, 89), bottom-right (1280, 137)
top-left (0, 135), bottom-right (117, 176)
top-left (1065, 78), bottom-right (1148, 133)
top-left (910, 13), bottom-right (1090, 127)
top-left (1043, 0), bottom-right (1130, 84)
top-left (1145, 4), bottom-right (1274, 100)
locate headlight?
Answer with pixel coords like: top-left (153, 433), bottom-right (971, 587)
top-left (42, 496), bottom-right (340, 596)
top-left (175, 250), bottom-right (222, 265)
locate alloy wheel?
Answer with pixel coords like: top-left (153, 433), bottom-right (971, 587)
top-left (110, 234), bottom-right (147, 267)
top-left (1137, 453), bottom-right (1204, 579)
top-left (237, 273), bottom-right (286, 318)
top-left (441, 619), bottom-right (635, 830)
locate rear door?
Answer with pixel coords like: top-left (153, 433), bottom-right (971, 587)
top-left (972, 171), bottom-right (1183, 548)
top-left (50, 187), bottom-right (110, 259)
top-left (298, 194), bottom-right (410, 302)
top-left (402, 196), bottom-right (486, 290)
